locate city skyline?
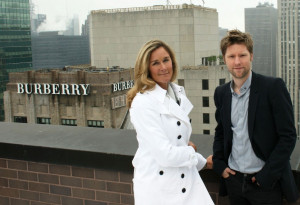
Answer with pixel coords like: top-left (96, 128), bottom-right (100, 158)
top-left (31, 0), bottom-right (277, 34)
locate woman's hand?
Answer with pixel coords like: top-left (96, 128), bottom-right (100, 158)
top-left (188, 141), bottom-right (197, 152)
top-left (205, 155), bottom-right (213, 169)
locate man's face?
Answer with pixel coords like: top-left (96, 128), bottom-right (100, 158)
top-left (224, 43), bottom-right (253, 81)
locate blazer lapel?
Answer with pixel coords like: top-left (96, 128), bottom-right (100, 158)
top-left (248, 72), bottom-right (259, 140)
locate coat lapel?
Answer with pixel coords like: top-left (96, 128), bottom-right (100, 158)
top-left (147, 83), bottom-right (192, 125)
top-left (248, 72), bottom-right (259, 140)
top-left (168, 96), bottom-right (191, 125)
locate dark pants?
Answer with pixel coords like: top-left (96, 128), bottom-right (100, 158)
top-left (225, 171), bottom-right (282, 205)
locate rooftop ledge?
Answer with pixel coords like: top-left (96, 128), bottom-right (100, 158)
top-left (0, 122), bottom-right (299, 172)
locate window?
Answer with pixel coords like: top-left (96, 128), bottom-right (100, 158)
top-left (61, 119), bottom-right (77, 126)
top-left (202, 79), bottom-right (209, 90)
top-left (177, 79), bottom-right (184, 87)
top-left (203, 113), bottom-right (210, 124)
top-left (202, 97), bottom-right (209, 107)
top-left (203, 130), bottom-right (210, 135)
top-left (219, 78), bottom-right (226, 85)
top-left (37, 117), bottom-right (51, 124)
top-left (87, 120), bottom-right (104, 128)
top-left (14, 116), bottom-right (27, 123)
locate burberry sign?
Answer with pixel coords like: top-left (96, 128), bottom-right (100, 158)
top-left (17, 83), bottom-right (90, 95)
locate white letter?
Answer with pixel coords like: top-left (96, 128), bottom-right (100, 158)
top-left (17, 83), bottom-right (24, 93)
top-left (117, 82), bottom-right (121, 91)
top-left (113, 83), bottom-right (117, 92)
top-left (44, 84), bottom-right (51, 94)
top-left (122, 82), bottom-right (126, 90)
top-left (71, 84), bottom-right (80, 95)
top-left (34, 84), bottom-right (43, 94)
top-left (80, 84), bottom-right (90, 95)
top-left (24, 83), bottom-right (33, 94)
top-left (61, 84), bottom-right (70, 95)
top-left (52, 84), bottom-right (60, 94)
top-left (126, 81), bottom-right (131, 90)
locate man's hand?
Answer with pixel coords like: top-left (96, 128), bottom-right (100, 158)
top-left (222, 167), bottom-right (236, 178)
top-left (188, 141), bottom-right (197, 152)
top-left (251, 176), bottom-right (260, 186)
top-left (205, 155), bottom-right (213, 169)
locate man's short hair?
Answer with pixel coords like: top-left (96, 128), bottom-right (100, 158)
top-left (220, 29), bottom-right (253, 56)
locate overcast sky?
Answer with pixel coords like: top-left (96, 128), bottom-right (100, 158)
top-left (31, 0), bottom-right (277, 32)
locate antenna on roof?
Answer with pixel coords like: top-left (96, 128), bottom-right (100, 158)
top-left (202, 0), bottom-right (205, 7)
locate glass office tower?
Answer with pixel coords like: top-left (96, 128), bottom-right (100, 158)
top-left (0, 0), bottom-right (33, 120)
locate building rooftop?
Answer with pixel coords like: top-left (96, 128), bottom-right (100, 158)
top-left (91, 4), bottom-right (216, 15)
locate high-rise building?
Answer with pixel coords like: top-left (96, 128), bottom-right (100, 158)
top-left (30, 13), bottom-right (46, 36)
top-left (31, 31), bottom-right (90, 69)
top-left (82, 19), bottom-right (89, 37)
top-left (245, 2), bottom-right (278, 77)
top-left (0, 0), bottom-right (33, 120)
top-left (278, 0), bottom-right (300, 134)
top-left (89, 4), bottom-right (219, 75)
top-left (64, 15), bottom-right (80, 36)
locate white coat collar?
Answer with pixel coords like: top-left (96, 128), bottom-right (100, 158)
top-left (146, 83), bottom-right (193, 125)
top-left (148, 83), bottom-right (168, 104)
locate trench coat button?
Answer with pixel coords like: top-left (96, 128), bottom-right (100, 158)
top-left (177, 135), bottom-right (182, 139)
top-left (159, 170), bottom-right (164, 175)
top-left (177, 121), bottom-right (181, 126)
top-left (182, 188), bottom-right (186, 193)
top-left (181, 173), bottom-right (185, 178)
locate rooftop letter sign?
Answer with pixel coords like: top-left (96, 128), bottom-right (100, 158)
top-left (112, 80), bottom-right (134, 92)
top-left (17, 83), bottom-right (90, 95)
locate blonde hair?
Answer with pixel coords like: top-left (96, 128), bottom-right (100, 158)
top-left (127, 39), bottom-right (178, 108)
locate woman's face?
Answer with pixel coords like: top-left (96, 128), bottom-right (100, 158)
top-left (149, 46), bottom-right (173, 90)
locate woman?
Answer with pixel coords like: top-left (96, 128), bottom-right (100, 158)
top-left (127, 40), bottom-right (214, 205)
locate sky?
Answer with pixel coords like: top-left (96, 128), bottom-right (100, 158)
top-left (31, 0), bottom-right (277, 33)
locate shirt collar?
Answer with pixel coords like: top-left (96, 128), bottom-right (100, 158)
top-left (230, 71), bottom-right (252, 94)
top-left (148, 83), bottom-right (168, 104)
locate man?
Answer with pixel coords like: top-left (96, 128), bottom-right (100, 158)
top-left (213, 29), bottom-right (298, 204)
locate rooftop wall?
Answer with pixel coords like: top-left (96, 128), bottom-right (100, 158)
top-left (0, 122), bottom-right (299, 205)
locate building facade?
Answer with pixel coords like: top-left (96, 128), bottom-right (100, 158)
top-left (31, 32), bottom-right (90, 69)
top-left (278, 0), bottom-right (300, 134)
top-left (245, 2), bottom-right (278, 77)
top-left (179, 65), bottom-right (231, 135)
top-left (0, 0), bottom-right (33, 120)
top-left (4, 67), bottom-right (134, 128)
top-left (89, 4), bottom-right (219, 76)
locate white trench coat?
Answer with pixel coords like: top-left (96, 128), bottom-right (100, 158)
top-left (130, 83), bottom-right (214, 205)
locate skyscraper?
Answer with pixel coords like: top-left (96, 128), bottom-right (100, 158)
top-left (31, 32), bottom-right (90, 69)
top-left (278, 0), bottom-right (300, 133)
top-left (0, 0), bottom-right (33, 120)
top-left (245, 2), bottom-right (278, 77)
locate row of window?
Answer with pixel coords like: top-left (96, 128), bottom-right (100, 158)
top-left (0, 19), bottom-right (30, 25)
top-left (202, 78), bottom-right (226, 90)
top-left (0, 30), bottom-right (31, 35)
top-left (14, 115), bottom-right (211, 134)
top-left (1, 0), bottom-right (29, 3)
top-left (0, 2), bottom-right (30, 9)
top-left (0, 8), bottom-right (30, 14)
top-left (14, 117), bottom-right (105, 128)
